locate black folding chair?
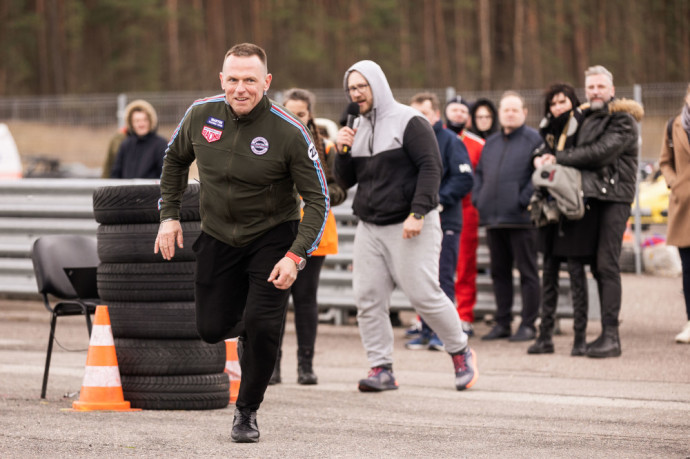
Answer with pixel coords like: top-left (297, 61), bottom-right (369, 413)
top-left (31, 235), bottom-right (100, 399)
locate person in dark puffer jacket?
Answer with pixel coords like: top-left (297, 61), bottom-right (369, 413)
top-left (472, 91), bottom-right (543, 343)
top-left (554, 65), bottom-right (644, 359)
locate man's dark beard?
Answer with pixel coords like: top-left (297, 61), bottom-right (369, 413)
top-left (446, 120), bottom-right (466, 134)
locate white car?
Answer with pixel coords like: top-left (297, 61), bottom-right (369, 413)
top-left (0, 123), bottom-right (22, 179)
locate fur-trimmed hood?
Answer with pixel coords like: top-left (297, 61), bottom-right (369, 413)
top-left (124, 99), bottom-right (159, 134)
top-left (579, 98), bottom-right (644, 122)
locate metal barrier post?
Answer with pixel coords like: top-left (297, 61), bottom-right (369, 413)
top-left (633, 84), bottom-right (643, 275)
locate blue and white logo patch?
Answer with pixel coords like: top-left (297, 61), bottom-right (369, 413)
top-left (250, 137), bottom-right (269, 155)
top-left (308, 143), bottom-right (318, 161)
top-left (206, 116), bottom-right (225, 129)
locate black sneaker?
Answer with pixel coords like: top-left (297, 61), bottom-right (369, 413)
top-left (231, 407), bottom-right (260, 443)
top-left (452, 347), bottom-right (478, 390)
top-left (357, 366), bottom-right (399, 392)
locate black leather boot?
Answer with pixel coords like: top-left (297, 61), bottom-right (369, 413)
top-left (527, 333), bottom-right (554, 354)
top-left (586, 325), bottom-right (621, 358)
top-left (297, 348), bottom-right (317, 385)
top-left (571, 332), bottom-right (587, 356)
top-left (268, 350), bottom-right (281, 385)
top-left (568, 259), bottom-right (588, 357)
top-left (231, 407), bottom-right (259, 443)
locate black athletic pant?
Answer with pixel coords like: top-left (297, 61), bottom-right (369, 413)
top-left (192, 221), bottom-right (298, 411)
top-left (486, 227), bottom-right (540, 328)
top-left (288, 255), bottom-right (325, 350)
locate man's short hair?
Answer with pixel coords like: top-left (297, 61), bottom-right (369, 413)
top-left (584, 65), bottom-right (613, 85)
top-left (410, 92), bottom-right (439, 111)
top-left (499, 90), bottom-right (525, 107)
top-left (223, 43), bottom-right (267, 69)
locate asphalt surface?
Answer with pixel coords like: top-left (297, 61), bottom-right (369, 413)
top-left (1, 272), bottom-right (688, 458)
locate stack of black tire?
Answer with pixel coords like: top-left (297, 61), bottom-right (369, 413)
top-left (93, 184), bottom-right (229, 410)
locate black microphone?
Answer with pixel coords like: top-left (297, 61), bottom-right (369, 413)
top-left (342, 102), bottom-right (360, 154)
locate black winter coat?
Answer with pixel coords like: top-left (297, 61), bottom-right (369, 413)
top-left (472, 124), bottom-right (542, 227)
top-left (110, 132), bottom-right (167, 179)
top-left (555, 99), bottom-right (643, 204)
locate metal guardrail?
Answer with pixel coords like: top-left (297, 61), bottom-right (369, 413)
top-left (0, 178), bottom-right (596, 326)
top-left (0, 178), bottom-right (159, 298)
top-left (1, 83), bottom-right (687, 128)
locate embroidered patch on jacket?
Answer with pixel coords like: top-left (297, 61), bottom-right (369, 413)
top-left (206, 117), bottom-right (225, 129)
top-left (202, 126), bottom-right (222, 143)
top-left (308, 143), bottom-right (318, 161)
top-left (250, 137), bottom-right (269, 155)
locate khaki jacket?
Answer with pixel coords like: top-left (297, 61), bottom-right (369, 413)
top-left (660, 114), bottom-right (690, 247)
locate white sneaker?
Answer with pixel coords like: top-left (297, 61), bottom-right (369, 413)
top-left (675, 321), bottom-right (690, 343)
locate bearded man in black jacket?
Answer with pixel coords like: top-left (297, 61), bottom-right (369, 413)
top-left (554, 65), bottom-right (644, 358)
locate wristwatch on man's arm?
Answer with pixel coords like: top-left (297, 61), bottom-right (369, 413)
top-left (285, 251), bottom-right (306, 271)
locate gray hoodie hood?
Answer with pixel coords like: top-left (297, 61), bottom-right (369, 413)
top-left (343, 60), bottom-right (420, 157)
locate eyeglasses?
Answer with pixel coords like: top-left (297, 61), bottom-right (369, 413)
top-left (346, 83), bottom-right (369, 95)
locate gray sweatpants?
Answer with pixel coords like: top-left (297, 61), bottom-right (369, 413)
top-left (353, 211), bottom-right (468, 368)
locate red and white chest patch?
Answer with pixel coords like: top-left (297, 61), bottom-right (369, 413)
top-left (202, 126), bottom-right (222, 143)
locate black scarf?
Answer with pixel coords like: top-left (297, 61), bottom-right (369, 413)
top-left (538, 108), bottom-right (584, 153)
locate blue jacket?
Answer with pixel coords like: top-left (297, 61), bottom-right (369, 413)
top-left (433, 120), bottom-right (473, 231)
top-left (472, 124), bottom-right (542, 227)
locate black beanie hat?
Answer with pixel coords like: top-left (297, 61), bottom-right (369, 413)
top-left (445, 96), bottom-right (472, 112)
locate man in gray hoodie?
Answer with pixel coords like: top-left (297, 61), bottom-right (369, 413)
top-left (335, 60), bottom-right (477, 392)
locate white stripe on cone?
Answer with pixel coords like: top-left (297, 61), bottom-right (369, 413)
top-left (89, 325), bottom-right (115, 346)
top-left (225, 361), bottom-right (241, 380)
top-left (82, 366), bottom-right (122, 387)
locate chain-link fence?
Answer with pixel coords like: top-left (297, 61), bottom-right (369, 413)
top-left (1, 83), bottom-right (687, 159)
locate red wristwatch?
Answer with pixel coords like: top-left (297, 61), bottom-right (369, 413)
top-left (285, 252), bottom-right (306, 271)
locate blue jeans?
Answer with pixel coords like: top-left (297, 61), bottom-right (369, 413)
top-left (421, 228), bottom-right (460, 334)
top-left (439, 229), bottom-right (460, 303)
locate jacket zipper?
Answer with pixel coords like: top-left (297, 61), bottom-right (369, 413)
top-left (228, 117), bottom-right (241, 241)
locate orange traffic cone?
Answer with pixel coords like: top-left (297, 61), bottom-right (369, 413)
top-left (224, 338), bottom-right (241, 403)
top-left (72, 305), bottom-right (139, 411)
top-left (623, 221), bottom-right (634, 243)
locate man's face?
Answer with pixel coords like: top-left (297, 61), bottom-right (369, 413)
top-left (498, 95), bottom-right (527, 133)
top-left (219, 55), bottom-right (272, 116)
top-left (585, 74), bottom-right (615, 110)
top-left (474, 106), bottom-right (493, 132)
top-left (131, 111), bottom-right (151, 137)
top-left (445, 102), bottom-right (470, 125)
top-left (347, 71), bottom-right (373, 115)
top-left (411, 100), bottom-right (440, 126)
